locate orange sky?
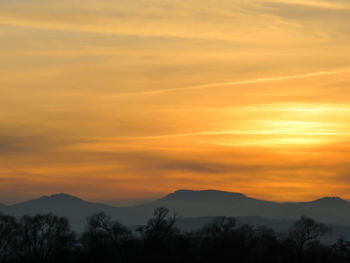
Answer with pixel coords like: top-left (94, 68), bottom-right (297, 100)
top-left (1, 0), bottom-right (350, 204)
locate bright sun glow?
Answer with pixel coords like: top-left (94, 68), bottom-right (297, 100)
top-left (197, 104), bottom-right (349, 147)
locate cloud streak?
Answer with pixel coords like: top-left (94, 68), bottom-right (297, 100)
top-left (2, 0), bottom-right (350, 202)
top-left (109, 67), bottom-right (350, 97)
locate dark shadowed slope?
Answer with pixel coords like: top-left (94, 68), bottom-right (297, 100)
top-left (1, 190), bottom-right (350, 231)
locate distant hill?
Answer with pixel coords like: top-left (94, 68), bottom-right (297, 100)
top-left (153, 190), bottom-right (350, 226)
top-left (1, 189), bottom-right (350, 232)
top-left (9, 193), bottom-right (113, 215)
top-left (154, 189), bottom-right (274, 218)
top-left (2, 193), bottom-right (117, 231)
top-left (157, 189), bottom-right (248, 203)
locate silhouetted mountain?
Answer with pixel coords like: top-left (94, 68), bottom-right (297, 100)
top-left (158, 189), bottom-right (247, 203)
top-left (6, 193), bottom-right (116, 231)
top-left (153, 189), bottom-right (273, 218)
top-left (1, 189), bottom-right (350, 231)
top-left (312, 196), bottom-right (348, 205)
top-left (153, 190), bottom-right (350, 226)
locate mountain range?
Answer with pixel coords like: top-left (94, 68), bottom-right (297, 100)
top-left (1, 189), bottom-right (350, 238)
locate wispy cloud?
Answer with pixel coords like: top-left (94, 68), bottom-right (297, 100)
top-left (2, 0), bottom-right (350, 202)
top-left (109, 67), bottom-right (350, 97)
top-left (262, 0), bottom-right (350, 10)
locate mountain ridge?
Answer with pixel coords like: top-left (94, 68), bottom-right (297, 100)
top-left (3, 190), bottom-right (349, 206)
top-left (1, 189), bottom-right (350, 231)
top-left (311, 196), bottom-right (348, 204)
top-left (154, 189), bottom-right (250, 205)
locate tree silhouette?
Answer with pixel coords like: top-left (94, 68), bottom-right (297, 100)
top-left (0, 214), bottom-right (18, 263)
top-left (136, 207), bottom-right (183, 263)
top-left (86, 212), bottom-right (130, 248)
top-left (289, 216), bottom-right (330, 261)
top-left (137, 207), bottom-right (178, 241)
top-left (81, 212), bottom-right (131, 263)
top-left (200, 216), bottom-right (236, 239)
top-left (248, 226), bottom-right (280, 263)
top-left (332, 238), bottom-right (350, 258)
top-left (0, 211), bottom-right (349, 263)
top-left (197, 216), bottom-right (242, 263)
top-left (16, 214), bottom-right (75, 263)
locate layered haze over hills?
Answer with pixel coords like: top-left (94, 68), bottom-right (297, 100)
top-left (1, 189), bottom-right (350, 241)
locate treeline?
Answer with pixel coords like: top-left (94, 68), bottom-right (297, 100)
top-left (1, 207), bottom-right (350, 263)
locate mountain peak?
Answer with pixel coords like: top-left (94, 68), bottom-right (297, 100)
top-left (39, 193), bottom-right (83, 201)
top-left (156, 189), bottom-right (247, 203)
top-left (13, 193), bottom-right (87, 207)
top-left (312, 196), bottom-right (348, 204)
top-left (174, 189), bottom-right (246, 197)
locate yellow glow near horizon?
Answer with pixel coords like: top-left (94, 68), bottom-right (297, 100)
top-left (1, 0), bottom-right (350, 204)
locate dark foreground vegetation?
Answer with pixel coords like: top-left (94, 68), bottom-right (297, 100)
top-left (1, 207), bottom-right (350, 263)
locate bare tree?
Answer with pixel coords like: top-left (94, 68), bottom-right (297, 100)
top-left (0, 214), bottom-right (18, 263)
top-left (332, 238), bottom-right (350, 258)
top-left (289, 216), bottom-right (330, 260)
top-left (83, 212), bottom-right (130, 263)
top-left (86, 212), bottom-right (130, 248)
top-left (17, 214), bottom-right (75, 263)
top-left (137, 207), bottom-right (178, 241)
top-left (201, 217), bottom-right (236, 239)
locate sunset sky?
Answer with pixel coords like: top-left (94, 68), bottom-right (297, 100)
top-left (1, 0), bottom-right (350, 204)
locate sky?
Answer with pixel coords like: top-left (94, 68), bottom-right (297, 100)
top-left (1, 0), bottom-right (350, 204)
